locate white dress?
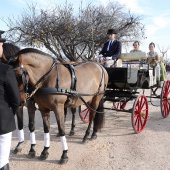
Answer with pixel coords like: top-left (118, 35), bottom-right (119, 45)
top-left (147, 51), bottom-right (160, 81)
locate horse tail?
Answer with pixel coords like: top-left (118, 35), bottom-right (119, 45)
top-left (93, 98), bottom-right (105, 131)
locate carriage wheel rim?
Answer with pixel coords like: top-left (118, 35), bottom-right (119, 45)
top-left (79, 107), bottom-right (90, 123)
top-left (113, 98), bottom-right (127, 110)
top-left (132, 94), bottom-right (148, 133)
top-left (161, 80), bottom-right (170, 118)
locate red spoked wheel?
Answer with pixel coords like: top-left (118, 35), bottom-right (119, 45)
top-left (113, 97), bottom-right (127, 111)
top-left (161, 80), bottom-right (170, 118)
top-left (131, 94), bottom-right (148, 133)
top-left (79, 105), bottom-right (90, 123)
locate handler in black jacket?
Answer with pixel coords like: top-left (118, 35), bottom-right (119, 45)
top-left (0, 31), bottom-right (20, 170)
top-left (99, 29), bottom-right (121, 67)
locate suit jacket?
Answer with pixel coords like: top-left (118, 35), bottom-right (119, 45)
top-left (0, 63), bottom-right (20, 135)
top-left (99, 40), bottom-right (122, 59)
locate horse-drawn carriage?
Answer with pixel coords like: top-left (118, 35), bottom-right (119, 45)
top-left (5, 45), bottom-right (170, 164)
top-left (80, 52), bottom-right (170, 133)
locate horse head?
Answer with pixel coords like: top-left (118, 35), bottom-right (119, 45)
top-left (9, 54), bottom-right (29, 104)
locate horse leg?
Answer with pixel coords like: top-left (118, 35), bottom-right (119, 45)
top-left (53, 104), bottom-right (68, 164)
top-left (82, 114), bottom-right (93, 143)
top-left (91, 98), bottom-right (105, 140)
top-left (39, 110), bottom-right (51, 160)
top-left (27, 99), bottom-right (37, 158)
top-left (13, 106), bottom-right (25, 154)
top-left (69, 107), bottom-right (76, 136)
top-left (56, 107), bottom-right (67, 137)
top-left (82, 97), bottom-right (105, 143)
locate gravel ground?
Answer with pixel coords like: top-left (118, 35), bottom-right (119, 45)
top-left (9, 81), bottom-right (170, 170)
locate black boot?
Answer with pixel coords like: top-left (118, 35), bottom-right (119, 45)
top-left (0, 163), bottom-right (9, 170)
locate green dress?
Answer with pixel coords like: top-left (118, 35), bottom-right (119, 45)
top-left (159, 61), bottom-right (167, 81)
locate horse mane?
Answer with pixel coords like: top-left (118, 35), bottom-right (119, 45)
top-left (17, 48), bottom-right (52, 58)
top-left (3, 42), bottom-right (20, 60)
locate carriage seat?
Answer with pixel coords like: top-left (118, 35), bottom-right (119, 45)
top-left (116, 52), bottom-right (147, 84)
top-left (119, 52), bottom-right (147, 61)
top-left (116, 52), bottom-right (147, 68)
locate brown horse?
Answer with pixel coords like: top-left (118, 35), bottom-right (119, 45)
top-left (2, 43), bottom-right (78, 158)
top-left (9, 48), bottom-right (108, 164)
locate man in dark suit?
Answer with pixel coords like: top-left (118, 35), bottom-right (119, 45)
top-left (0, 30), bottom-right (20, 170)
top-left (99, 29), bottom-right (122, 67)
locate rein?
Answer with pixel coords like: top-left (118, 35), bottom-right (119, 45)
top-left (28, 58), bottom-right (58, 99)
top-left (36, 62), bottom-right (107, 114)
top-left (13, 58), bottom-right (57, 100)
top-left (14, 57), bottom-right (106, 113)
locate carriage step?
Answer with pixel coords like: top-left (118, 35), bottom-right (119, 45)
top-left (105, 90), bottom-right (137, 98)
top-left (104, 96), bottom-right (134, 102)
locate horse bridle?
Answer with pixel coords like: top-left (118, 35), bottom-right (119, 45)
top-left (13, 58), bottom-right (57, 100)
top-left (13, 64), bottom-right (30, 99)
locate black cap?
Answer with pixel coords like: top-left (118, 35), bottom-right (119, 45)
top-left (107, 29), bottom-right (117, 35)
top-left (0, 30), bottom-right (6, 42)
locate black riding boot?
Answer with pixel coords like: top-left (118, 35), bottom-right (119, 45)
top-left (0, 163), bottom-right (9, 170)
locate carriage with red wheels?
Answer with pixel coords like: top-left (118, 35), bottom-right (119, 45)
top-left (79, 52), bottom-right (170, 133)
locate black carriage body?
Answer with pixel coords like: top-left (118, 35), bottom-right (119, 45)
top-left (106, 67), bottom-right (129, 89)
top-left (104, 67), bottom-right (137, 103)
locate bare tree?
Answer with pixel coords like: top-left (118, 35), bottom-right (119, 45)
top-left (157, 44), bottom-right (170, 67)
top-left (3, 1), bottom-right (145, 61)
top-left (157, 44), bottom-right (170, 58)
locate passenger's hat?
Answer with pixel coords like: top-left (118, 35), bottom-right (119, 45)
top-left (107, 29), bottom-right (117, 35)
top-left (0, 30), bottom-right (6, 42)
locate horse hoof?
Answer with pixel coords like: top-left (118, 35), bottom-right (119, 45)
top-left (39, 153), bottom-right (49, 160)
top-left (58, 158), bottom-right (68, 164)
top-left (28, 151), bottom-right (36, 158)
top-left (69, 131), bottom-right (75, 136)
top-left (91, 135), bottom-right (97, 141)
top-left (13, 148), bottom-right (22, 154)
top-left (82, 138), bottom-right (88, 144)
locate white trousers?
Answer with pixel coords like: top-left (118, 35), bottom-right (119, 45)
top-left (0, 132), bottom-right (12, 168)
top-left (155, 64), bottom-right (160, 81)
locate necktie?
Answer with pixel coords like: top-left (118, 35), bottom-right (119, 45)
top-left (110, 40), bottom-right (113, 46)
top-left (107, 40), bottom-right (111, 51)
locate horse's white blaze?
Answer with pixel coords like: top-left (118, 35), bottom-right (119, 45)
top-left (30, 132), bottom-right (36, 144)
top-left (18, 129), bottom-right (24, 142)
top-left (60, 136), bottom-right (68, 150)
top-left (44, 133), bottom-right (50, 147)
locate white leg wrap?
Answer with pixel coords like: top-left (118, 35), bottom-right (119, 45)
top-left (30, 132), bottom-right (36, 144)
top-left (18, 129), bottom-right (24, 142)
top-left (0, 132), bottom-right (12, 168)
top-left (60, 136), bottom-right (68, 150)
top-left (44, 133), bottom-right (50, 147)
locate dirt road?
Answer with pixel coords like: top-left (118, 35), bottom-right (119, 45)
top-left (9, 87), bottom-right (170, 170)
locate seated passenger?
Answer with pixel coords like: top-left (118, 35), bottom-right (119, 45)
top-left (124, 41), bottom-right (142, 68)
top-left (98, 29), bottom-right (121, 67)
top-left (130, 41), bottom-right (142, 53)
top-left (147, 42), bottom-right (167, 86)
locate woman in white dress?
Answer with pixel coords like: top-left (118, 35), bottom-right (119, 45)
top-left (147, 42), bottom-right (160, 86)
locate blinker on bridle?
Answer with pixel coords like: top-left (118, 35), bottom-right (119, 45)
top-left (13, 64), bottom-right (29, 99)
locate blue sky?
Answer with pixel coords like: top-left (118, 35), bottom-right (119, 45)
top-left (1, 0), bottom-right (170, 58)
